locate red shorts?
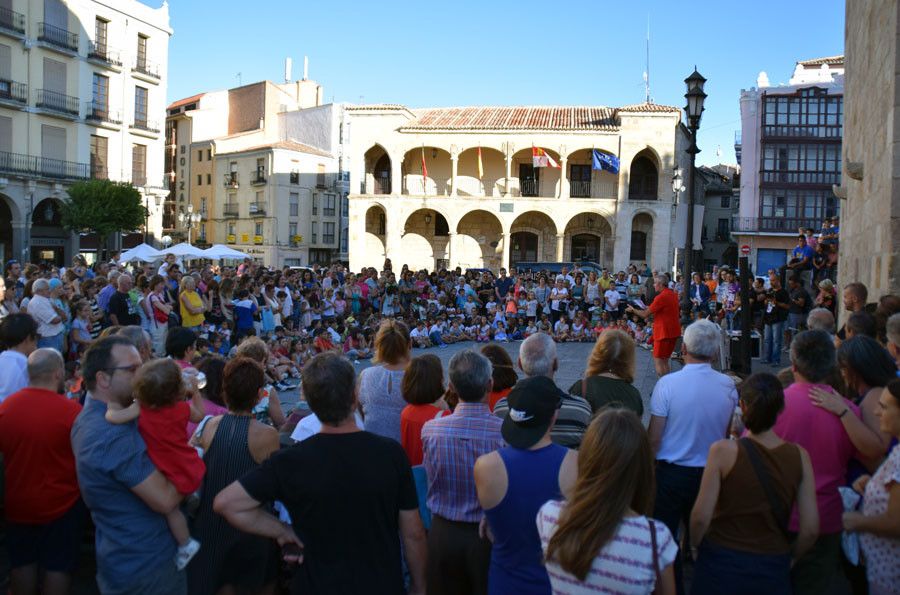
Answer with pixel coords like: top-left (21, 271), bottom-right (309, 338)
top-left (653, 337), bottom-right (678, 359)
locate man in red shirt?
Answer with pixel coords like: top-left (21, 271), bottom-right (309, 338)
top-left (0, 348), bottom-right (84, 595)
top-left (627, 275), bottom-right (682, 377)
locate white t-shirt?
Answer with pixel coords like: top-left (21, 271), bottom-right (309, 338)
top-left (290, 411), bottom-right (365, 442)
top-left (649, 363), bottom-right (738, 467)
top-left (604, 289), bottom-right (620, 311)
top-left (410, 327), bottom-right (428, 339)
top-left (537, 500), bottom-right (677, 595)
top-left (0, 350), bottom-right (28, 402)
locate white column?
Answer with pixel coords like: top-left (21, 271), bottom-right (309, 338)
top-left (447, 231), bottom-right (457, 267)
top-left (450, 156), bottom-right (458, 197)
top-left (556, 233), bottom-right (565, 261)
top-left (501, 232), bottom-right (510, 271)
top-left (390, 153), bottom-right (402, 196)
top-left (504, 153), bottom-right (512, 197)
top-left (559, 158), bottom-right (569, 198)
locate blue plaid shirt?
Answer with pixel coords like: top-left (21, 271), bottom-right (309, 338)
top-left (422, 402), bottom-right (503, 523)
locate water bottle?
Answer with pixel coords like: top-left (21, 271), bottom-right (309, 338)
top-left (182, 368), bottom-right (207, 391)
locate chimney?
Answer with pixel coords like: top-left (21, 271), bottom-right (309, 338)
top-left (284, 57), bottom-right (292, 83)
top-left (303, 56), bottom-right (309, 81)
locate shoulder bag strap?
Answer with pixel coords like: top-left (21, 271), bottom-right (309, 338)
top-left (582, 376), bottom-right (588, 397)
top-left (648, 518), bottom-right (661, 588)
top-left (739, 437), bottom-right (790, 537)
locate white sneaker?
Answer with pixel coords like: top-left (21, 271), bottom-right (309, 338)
top-left (175, 538), bottom-right (200, 570)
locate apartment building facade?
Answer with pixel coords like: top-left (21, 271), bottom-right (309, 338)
top-left (0, 0), bottom-right (170, 264)
top-left (733, 56), bottom-right (843, 276)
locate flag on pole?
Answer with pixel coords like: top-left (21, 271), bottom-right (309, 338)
top-left (532, 146), bottom-right (560, 168)
top-left (591, 150), bottom-right (620, 174)
top-left (421, 146), bottom-right (428, 192)
top-left (477, 146), bottom-right (484, 179)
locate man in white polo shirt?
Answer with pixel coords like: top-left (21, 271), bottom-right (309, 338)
top-left (648, 319), bottom-right (737, 595)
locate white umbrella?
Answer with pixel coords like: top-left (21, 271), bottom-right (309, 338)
top-left (159, 242), bottom-right (207, 259)
top-left (201, 244), bottom-right (253, 260)
top-left (118, 243), bottom-right (164, 264)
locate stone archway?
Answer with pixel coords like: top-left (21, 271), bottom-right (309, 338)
top-left (630, 212), bottom-right (654, 264)
top-left (628, 149), bottom-right (659, 200)
top-left (362, 204), bottom-right (387, 268)
top-left (564, 212), bottom-right (613, 266)
top-left (456, 210), bottom-right (503, 270)
top-left (0, 194), bottom-right (17, 263)
top-left (510, 211), bottom-right (556, 266)
top-left (30, 198), bottom-right (67, 265)
top-left (402, 208), bottom-right (450, 271)
top-left (364, 145), bottom-right (391, 194)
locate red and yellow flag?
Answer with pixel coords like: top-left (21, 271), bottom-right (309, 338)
top-left (421, 146), bottom-right (428, 192)
top-left (477, 146), bottom-right (484, 179)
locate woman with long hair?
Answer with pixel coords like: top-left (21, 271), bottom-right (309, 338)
top-left (690, 373), bottom-right (818, 595)
top-left (538, 409), bottom-right (676, 594)
top-left (568, 329), bottom-right (643, 416)
top-left (357, 319), bottom-right (412, 441)
top-left (480, 343), bottom-right (518, 412)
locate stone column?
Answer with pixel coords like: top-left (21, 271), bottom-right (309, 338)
top-left (556, 233), bottom-right (565, 261)
top-left (501, 232), bottom-right (510, 271)
top-left (447, 231), bottom-right (457, 268)
top-left (504, 142), bottom-right (514, 197)
top-left (390, 153), bottom-right (402, 196)
top-left (559, 157), bottom-right (569, 198)
top-left (450, 155), bottom-right (458, 197)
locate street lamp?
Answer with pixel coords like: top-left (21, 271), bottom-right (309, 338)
top-left (681, 67), bottom-right (707, 316)
top-left (178, 204), bottom-right (202, 245)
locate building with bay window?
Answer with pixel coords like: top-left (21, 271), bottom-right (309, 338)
top-left (733, 56), bottom-right (843, 275)
top-left (0, 0), bottom-right (171, 265)
top-left (345, 103), bottom-right (691, 273)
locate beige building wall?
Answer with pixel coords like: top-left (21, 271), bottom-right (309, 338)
top-left (840, 0), bottom-right (900, 299)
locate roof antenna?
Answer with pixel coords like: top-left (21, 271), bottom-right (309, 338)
top-left (643, 16), bottom-right (652, 103)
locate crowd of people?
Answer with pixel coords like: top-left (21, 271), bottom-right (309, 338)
top-left (0, 248), bottom-right (898, 595)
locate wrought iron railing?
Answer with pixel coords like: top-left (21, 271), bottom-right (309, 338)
top-left (761, 171), bottom-right (841, 185)
top-left (223, 203), bottom-right (240, 217)
top-left (38, 22), bottom-right (78, 52)
top-left (520, 179), bottom-right (539, 197)
top-left (0, 150), bottom-right (90, 180)
top-left (732, 215), bottom-right (824, 234)
top-left (372, 175), bottom-right (390, 194)
top-left (570, 180), bottom-right (591, 198)
top-left (133, 58), bottom-right (160, 79)
top-left (224, 172), bottom-right (239, 188)
top-left (762, 124), bottom-right (842, 139)
top-left (87, 41), bottom-right (122, 67)
top-left (35, 89), bottom-right (80, 116)
top-left (84, 101), bottom-right (122, 125)
top-left (131, 118), bottom-right (160, 133)
top-left (0, 79), bottom-right (27, 104)
top-left (0, 7), bottom-right (25, 34)
top-left (251, 167), bottom-right (266, 185)
top-left (249, 201), bottom-right (266, 216)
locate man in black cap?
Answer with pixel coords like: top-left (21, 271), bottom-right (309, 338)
top-left (474, 376), bottom-right (578, 595)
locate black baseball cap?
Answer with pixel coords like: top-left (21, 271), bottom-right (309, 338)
top-left (501, 376), bottom-right (564, 449)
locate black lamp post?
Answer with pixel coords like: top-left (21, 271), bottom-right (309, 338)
top-left (681, 67), bottom-right (707, 315)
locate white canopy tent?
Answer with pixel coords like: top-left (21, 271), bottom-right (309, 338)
top-left (118, 243), bottom-right (164, 264)
top-left (201, 244), bottom-right (253, 260)
top-left (159, 242), bottom-right (207, 259)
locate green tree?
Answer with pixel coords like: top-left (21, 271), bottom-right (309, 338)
top-left (60, 179), bottom-right (147, 260)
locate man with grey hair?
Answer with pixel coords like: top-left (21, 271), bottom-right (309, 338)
top-left (493, 333), bottom-right (592, 449)
top-left (806, 307), bottom-right (836, 335)
top-left (420, 349), bottom-right (502, 595)
top-left (0, 348), bottom-right (84, 595)
top-left (108, 274), bottom-right (139, 327)
top-left (648, 319), bottom-right (738, 594)
top-left (117, 325), bottom-right (154, 362)
top-left (886, 312), bottom-right (900, 373)
top-left (26, 278), bottom-right (65, 352)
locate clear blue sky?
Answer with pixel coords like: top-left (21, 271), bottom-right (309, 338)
top-left (165, 0), bottom-right (844, 167)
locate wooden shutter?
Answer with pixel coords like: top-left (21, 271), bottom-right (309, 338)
top-left (42, 57), bottom-right (66, 94)
top-left (0, 115), bottom-right (11, 153)
top-left (41, 124), bottom-right (66, 161)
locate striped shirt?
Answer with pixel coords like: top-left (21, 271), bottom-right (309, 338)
top-left (421, 402), bottom-right (503, 523)
top-left (494, 391), bottom-right (592, 449)
top-left (537, 500), bottom-right (677, 594)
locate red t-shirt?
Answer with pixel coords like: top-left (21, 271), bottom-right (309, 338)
top-left (488, 387), bottom-right (512, 412)
top-left (137, 400), bottom-right (205, 495)
top-left (400, 404), bottom-right (448, 466)
top-left (0, 387), bottom-right (82, 523)
top-left (648, 288), bottom-right (681, 340)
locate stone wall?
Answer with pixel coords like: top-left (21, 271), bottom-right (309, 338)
top-left (841, 0), bottom-right (900, 299)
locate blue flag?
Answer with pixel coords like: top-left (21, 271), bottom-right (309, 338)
top-left (592, 150), bottom-right (620, 174)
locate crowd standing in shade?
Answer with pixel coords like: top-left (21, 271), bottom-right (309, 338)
top-left (0, 247), bottom-right (899, 595)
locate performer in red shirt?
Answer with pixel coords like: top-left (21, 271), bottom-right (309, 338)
top-left (627, 274), bottom-right (682, 377)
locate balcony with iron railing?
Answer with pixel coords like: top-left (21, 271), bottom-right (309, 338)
top-left (520, 179), bottom-right (539, 197)
top-left (223, 203), bottom-right (240, 218)
top-left (132, 58), bottom-right (161, 81)
top-left (0, 7), bottom-right (25, 37)
top-left (87, 41), bottom-right (122, 69)
top-left (84, 101), bottom-right (122, 126)
top-left (34, 89), bottom-right (80, 118)
top-left (760, 171), bottom-right (841, 186)
top-left (0, 79), bottom-right (27, 106)
top-left (250, 167), bottom-right (266, 185)
top-left (0, 150), bottom-right (90, 180)
top-left (732, 215), bottom-right (824, 235)
top-left (224, 172), bottom-right (239, 188)
top-left (130, 118), bottom-right (160, 135)
top-left (249, 201), bottom-right (266, 216)
top-left (762, 124), bottom-right (842, 140)
top-left (37, 22), bottom-right (79, 53)
top-left (570, 180), bottom-right (591, 198)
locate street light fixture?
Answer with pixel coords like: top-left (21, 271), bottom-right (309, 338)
top-left (681, 67), bottom-right (707, 316)
top-left (178, 204), bottom-right (202, 245)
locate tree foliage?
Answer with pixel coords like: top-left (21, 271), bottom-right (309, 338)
top-left (60, 179), bottom-right (146, 238)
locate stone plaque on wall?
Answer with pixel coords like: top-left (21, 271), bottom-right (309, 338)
top-left (499, 203), bottom-right (514, 213)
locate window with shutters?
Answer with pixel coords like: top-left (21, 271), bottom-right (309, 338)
top-left (41, 124), bottom-right (66, 161)
top-left (0, 116), bottom-right (12, 154)
top-left (289, 192), bottom-right (299, 216)
top-left (132, 144), bottom-right (146, 186)
top-left (94, 18), bottom-right (108, 53)
top-left (90, 135), bottom-right (107, 179)
top-left (316, 163), bottom-right (325, 188)
top-left (136, 34), bottom-right (148, 70)
top-left (42, 57), bottom-right (66, 94)
top-left (134, 86), bottom-right (148, 127)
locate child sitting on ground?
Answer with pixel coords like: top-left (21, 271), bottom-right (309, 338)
top-left (105, 359), bottom-right (206, 570)
top-left (494, 321), bottom-right (510, 343)
top-left (553, 314), bottom-right (571, 342)
top-left (571, 314), bottom-right (587, 342)
top-left (477, 316), bottom-right (492, 343)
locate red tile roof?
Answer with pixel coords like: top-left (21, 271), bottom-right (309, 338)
top-left (618, 102), bottom-right (682, 113)
top-left (219, 140), bottom-right (332, 158)
top-left (167, 93), bottom-right (205, 111)
top-left (797, 55), bottom-right (844, 67)
top-left (401, 106), bottom-right (620, 131)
